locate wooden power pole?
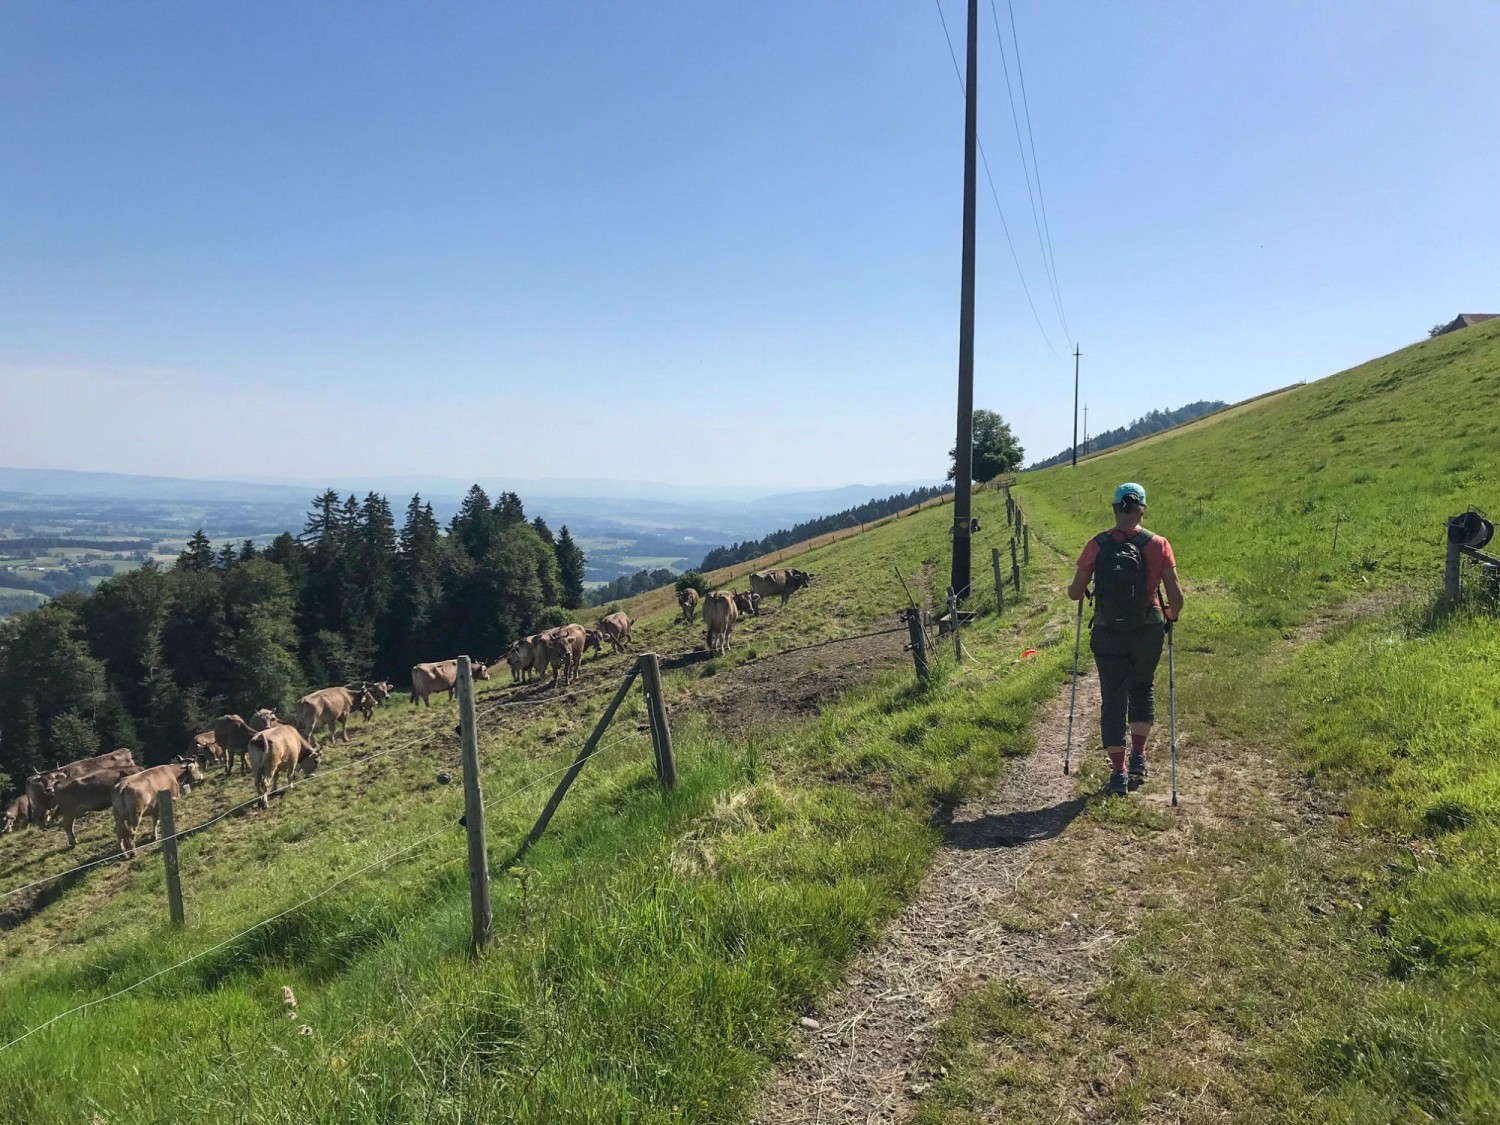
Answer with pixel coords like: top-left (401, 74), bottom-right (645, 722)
top-left (950, 0), bottom-right (979, 603)
top-left (1071, 345), bottom-right (1081, 467)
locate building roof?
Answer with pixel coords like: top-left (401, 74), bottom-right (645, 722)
top-left (1440, 313), bottom-right (1499, 334)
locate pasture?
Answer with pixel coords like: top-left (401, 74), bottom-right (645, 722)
top-left (908, 317), bottom-right (1500, 1121)
top-left (0, 490), bottom-right (1066, 1121)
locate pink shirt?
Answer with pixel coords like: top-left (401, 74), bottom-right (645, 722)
top-left (1076, 528), bottom-right (1177, 609)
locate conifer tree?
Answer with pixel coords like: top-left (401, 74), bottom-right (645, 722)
top-left (554, 526), bottom-right (587, 610)
top-left (177, 530), bottom-right (216, 573)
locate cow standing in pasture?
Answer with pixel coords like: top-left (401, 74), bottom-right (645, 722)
top-left (504, 637), bottom-right (543, 684)
top-left (297, 685), bottom-right (375, 747)
top-left (215, 710), bottom-right (279, 778)
top-left (111, 760), bottom-right (204, 858)
top-left (678, 587), bottom-right (700, 624)
top-left (27, 748), bottom-right (137, 828)
top-left (550, 624), bottom-right (592, 686)
top-left (410, 659), bottom-right (490, 706)
top-left (247, 724), bottom-right (321, 809)
top-left (43, 762), bottom-right (145, 847)
top-left (189, 730), bottom-right (223, 770)
top-left (748, 568), bottom-right (813, 608)
top-left (597, 612), bottom-right (633, 654)
top-left (346, 680), bottom-right (393, 721)
top-left (703, 592), bottom-right (739, 655)
top-left (2, 794), bottom-right (31, 834)
top-left (731, 591), bottom-right (761, 617)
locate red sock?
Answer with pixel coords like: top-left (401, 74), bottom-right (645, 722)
top-left (1131, 732), bottom-right (1147, 756)
top-left (1107, 749), bottom-right (1126, 774)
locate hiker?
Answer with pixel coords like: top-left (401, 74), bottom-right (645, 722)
top-left (1067, 482), bottom-right (1184, 797)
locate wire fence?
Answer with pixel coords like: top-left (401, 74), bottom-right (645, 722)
top-left (0, 735), bottom-right (646, 1054)
top-left (0, 546), bottom-right (1046, 1056)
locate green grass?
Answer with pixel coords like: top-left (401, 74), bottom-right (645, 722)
top-left (908, 318), bottom-right (1500, 1120)
top-left (0, 493), bottom-right (1068, 1121)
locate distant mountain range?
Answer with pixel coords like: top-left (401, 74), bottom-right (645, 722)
top-left (0, 468), bottom-right (942, 561)
top-left (0, 467), bottom-right (937, 513)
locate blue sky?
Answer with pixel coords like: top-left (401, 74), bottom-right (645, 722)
top-left (3, 2), bottom-right (1495, 490)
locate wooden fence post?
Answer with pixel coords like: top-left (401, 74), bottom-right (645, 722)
top-left (947, 587), bottom-right (962, 660)
top-left (1011, 538), bottom-right (1021, 594)
top-left (157, 789), bottom-right (185, 925)
top-left (1445, 539), bottom-right (1463, 605)
top-left (457, 656), bottom-right (492, 953)
top-left (991, 547), bottom-right (1004, 613)
top-left (1023, 522), bottom-right (1030, 565)
top-left (512, 662), bottom-right (642, 864)
top-left (904, 608), bottom-right (929, 682)
top-left (640, 652), bottom-right (676, 789)
top-left (1006, 493), bottom-right (1014, 526)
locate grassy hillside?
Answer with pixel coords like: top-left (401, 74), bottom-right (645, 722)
top-left (0, 488), bottom-right (1064, 1121)
top-left (987, 319), bottom-right (1500, 1120)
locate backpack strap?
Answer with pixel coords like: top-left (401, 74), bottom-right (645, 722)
top-left (1094, 531), bottom-right (1114, 548)
top-left (1129, 530), bottom-right (1153, 547)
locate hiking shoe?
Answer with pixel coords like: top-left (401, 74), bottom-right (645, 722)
top-left (1128, 751), bottom-right (1148, 786)
top-left (1106, 771), bottom-right (1129, 798)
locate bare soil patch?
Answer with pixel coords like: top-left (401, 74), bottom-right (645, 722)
top-left (669, 627), bottom-right (911, 735)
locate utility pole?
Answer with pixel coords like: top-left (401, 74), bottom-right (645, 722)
top-left (950, 0), bottom-right (979, 603)
top-left (1071, 345), bottom-right (1081, 467)
top-left (1083, 404), bottom-right (1089, 457)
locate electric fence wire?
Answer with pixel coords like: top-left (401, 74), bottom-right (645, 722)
top-left (933, 0), bottom-right (1064, 360)
top-left (1, 721), bottom-right (442, 902)
top-left (0, 749), bottom-right (608, 1056)
top-left (4, 623), bottom-right (910, 903)
top-left (0, 822), bottom-right (455, 1055)
top-left (988, 0), bottom-right (1069, 341)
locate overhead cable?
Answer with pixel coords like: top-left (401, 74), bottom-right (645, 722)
top-left (933, 0), bottom-right (1064, 360)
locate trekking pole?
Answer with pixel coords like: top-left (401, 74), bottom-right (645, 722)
top-left (1167, 617), bottom-right (1178, 806)
top-left (1064, 595), bottom-right (1084, 775)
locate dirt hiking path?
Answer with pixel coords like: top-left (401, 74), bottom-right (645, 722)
top-left (754, 651), bottom-right (1337, 1123)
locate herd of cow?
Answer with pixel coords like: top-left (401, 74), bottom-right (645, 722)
top-left (677, 567), bottom-right (814, 654)
top-left (0, 568), bottom-right (814, 865)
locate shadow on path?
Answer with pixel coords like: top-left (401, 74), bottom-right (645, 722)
top-left (939, 796), bottom-right (1088, 851)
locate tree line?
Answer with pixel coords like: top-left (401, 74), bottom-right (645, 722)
top-left (0, 485), bottom-right (586, 794)
top-left (699, 484), bottom-right (952, 572)
top-left (1027, 400), bottom-right (1228, 470)
top-left (585, 567), bottom-right (678, 608)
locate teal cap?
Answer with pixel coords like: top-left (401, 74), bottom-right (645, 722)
top-left (1113, 482), bottom-right (1147, 506)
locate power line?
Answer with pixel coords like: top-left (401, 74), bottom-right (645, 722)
top-left (987, 0), bottom-right (1067, 342)
top-left (933, 0), bottom-right (1064, 360)
top-left (1003, 0), bottom-right (1070, 342)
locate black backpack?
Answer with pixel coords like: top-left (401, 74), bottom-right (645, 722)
top-left (1092, 530), bottom-right (1154, 631)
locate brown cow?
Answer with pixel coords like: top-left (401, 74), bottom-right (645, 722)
top-left (703, 591), bottom-right (739, 655)
top-left (410, 659), bottom-right (490, 706)
top-left (552, 624), bottom-right (591, 685)
top-left (731, 591), bottom-right (761, 617)
top-left (111, 760), bottom-right (204, 858)
top-left (346, 680), bottom-right (393, 721)
top-left (296, 686), bottom-right (365, 747)
top-left (247, 724), bottom-right (321, 809)
top-left (678, 587), bottom-right (700, 624)
top-left (214, 715), bottom-right (260, 778)
top-left (27, 748), bottom-right (137, 828)
top-left (189, 730), bottom-right (224, 769)
top-left (748, 568), bottom-right (813, 608)
top-left (597, 612), bottom-right (633, 654)
top-left (2, 794), bottom-right (31, 835)
top-left (543, 632), bottom-right (574, 687)
top-left (504, 636), bottom-right (542, 683)
top-left (44, 762), bottom-right (145, 847)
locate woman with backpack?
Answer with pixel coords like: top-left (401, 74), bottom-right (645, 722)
top-left (1067, 482), bottom-right (1185, 796)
